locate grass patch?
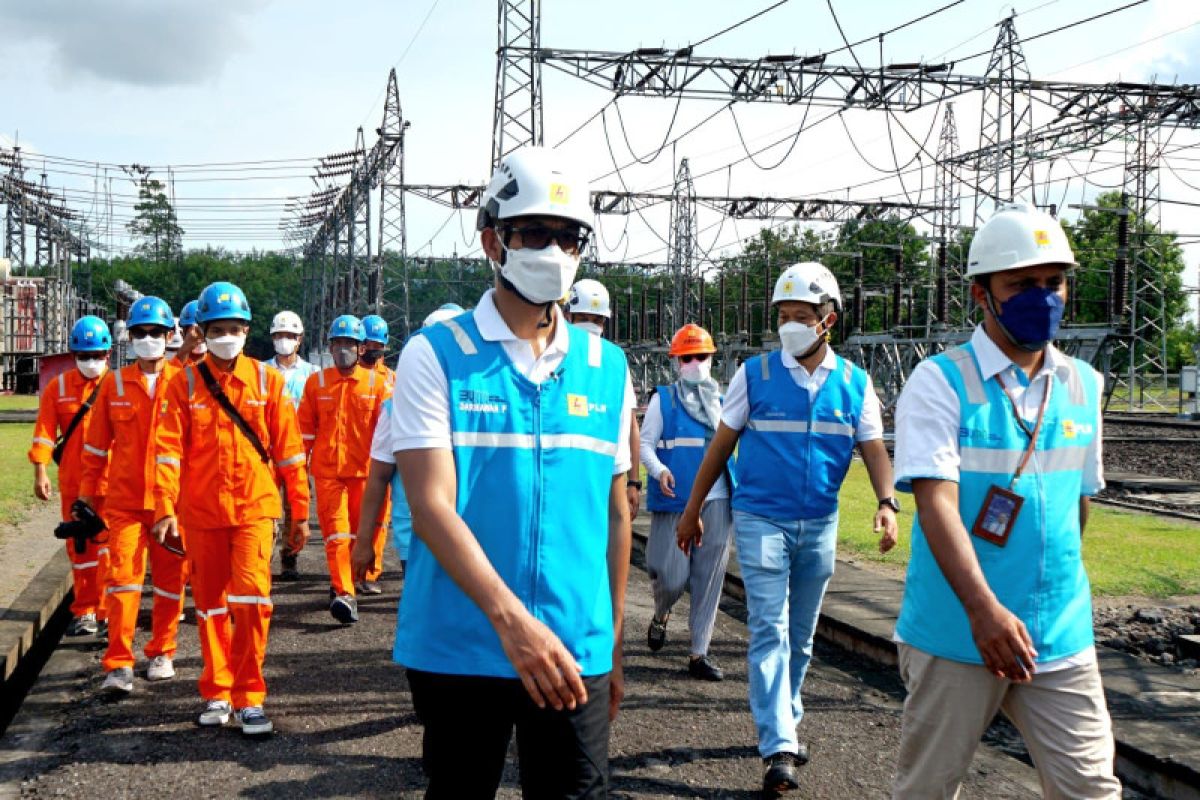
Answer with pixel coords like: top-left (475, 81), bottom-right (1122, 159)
top-left (0, 394), bottom-right (38, 411)
top-left (836, 460), bottom-right (1200, 598)
top-left (0, 424), bottom-right (54, 526)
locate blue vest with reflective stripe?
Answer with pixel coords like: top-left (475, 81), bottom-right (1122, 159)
top-left (732, 350), bottom-right (866, 520)
top-left (647, 384), bottom-right (713, 514)
top-left (378, 397), bottom-right (414, 559)
top-left (393, 314), bottom-right (628, 677)
top-left (895, 343), bottom-right (1098, 664)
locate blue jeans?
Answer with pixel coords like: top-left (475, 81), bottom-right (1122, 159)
top-left (733, 509), bottom-right (838, 758)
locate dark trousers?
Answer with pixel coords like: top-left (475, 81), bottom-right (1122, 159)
top-left (407, 669), bottom-right (611, 799)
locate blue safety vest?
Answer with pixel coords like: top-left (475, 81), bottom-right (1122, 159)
top-left (267, 356), bottom-right (318, 409)
top-left (393, 313), bottom-right (628, 677)
top-left (647, 384), bottom-right (715, 514)
top-left (732, 350), bottom-right (867, 520)
top-left (895, 343), bottom-right (1098, 664)
top-left (377, 397), bottom-right (414, 560)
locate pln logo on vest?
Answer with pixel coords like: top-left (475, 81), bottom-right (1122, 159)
top-left (568, 394), bottom-right (589, 417)
top-left (1061, 419), bottom-right (1093, 439)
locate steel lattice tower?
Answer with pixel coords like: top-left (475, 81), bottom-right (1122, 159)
top-left (491, 0), bottom-right (543, 168)
top-left (4, 148), bottom-right (25, 269)
top-left (667, 157), bottom-right (698, 330)
top-left (974, 15), bottom-right (1033, 224)
top-left (377, 68), bottom-right (408, 331)
top-left (933, 103), bottom-right (964, 326)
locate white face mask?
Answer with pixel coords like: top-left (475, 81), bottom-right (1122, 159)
top-left (576, 321), bottom-right (603, 337)
top-left (207, 333), bottom-right (245, 361)
top-left (500, 243), bottom-right (579, 304)
top-left (273, 337), bottom-right (299, 356)
top-left (332, 346), bottom-right (358, 369)
top-left (132, 337), bottom-right (166, 361)
top-left (193, 340), bottom-right (208, 355)
top-left (679, 359), bottom-right (712, 385)
top-left (76, 358), bottom-right (106, 380)
top-left (778, 319), bottom-right (826, 358)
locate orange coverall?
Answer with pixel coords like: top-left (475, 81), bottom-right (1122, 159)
top-left (81, 362), bottom-right (187, 672)
top-left (298, 364), bottom-right (390, 593)
top-left (154, 354), bottom-right (309, 709)
top-left (28, 368), bottom-right (111, 619)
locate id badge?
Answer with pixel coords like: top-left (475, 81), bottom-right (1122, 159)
top-left (971, 485), bottom-right (1023, 547)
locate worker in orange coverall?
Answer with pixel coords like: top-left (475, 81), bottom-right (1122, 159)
top-left (80, 296), bottom-right (186, 696)
top-left (29, 315), bottom-right (114, 637)
top-left (298, 314), bottom-right (391, 623)
top-left (151, 281), bottom-right (309, 737)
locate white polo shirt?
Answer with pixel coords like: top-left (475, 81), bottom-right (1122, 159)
top-left (390, 289), bottom-right (634, 476)
top-left (720, 345), bottom-right (884, 442)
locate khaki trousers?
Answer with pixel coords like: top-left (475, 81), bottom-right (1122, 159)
top-left (892, 644), bottom-right (1121, 800)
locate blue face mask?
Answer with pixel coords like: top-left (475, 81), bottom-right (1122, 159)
top-left (987, 285), bottom-right (1065, 352)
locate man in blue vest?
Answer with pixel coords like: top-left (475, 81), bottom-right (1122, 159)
top-left (389, 147), bottom-right (634, 798)
top-left (678, 261), bottom-right (898, 796)
top-left (890, 203), bottom-right (1120, 798)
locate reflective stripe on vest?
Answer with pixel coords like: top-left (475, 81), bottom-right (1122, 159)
top-left (896, 343), bottom-right (1098, 665)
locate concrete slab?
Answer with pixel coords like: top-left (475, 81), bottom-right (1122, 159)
top-left (0, 550), bottom-right (71, 684)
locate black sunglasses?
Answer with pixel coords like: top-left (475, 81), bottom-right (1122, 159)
top-left (679, 354), bottom-right (710, 364)
top-left (129, 327), bottom-right (167, 339)
top-left (75, 353), bottom-right (107, 362)
top-left (503, 224), bottom-right (590, 255)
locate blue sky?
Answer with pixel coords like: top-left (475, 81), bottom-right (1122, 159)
top-left (3, 0), bottom-right (1199, 298)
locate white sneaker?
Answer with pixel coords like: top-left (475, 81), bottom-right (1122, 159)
top-left (146, 654), bottom-right (175, 681)
top-left (100, 667), bottom-right (133, 695)
top-left (198, 699), bottom-right (232, 727)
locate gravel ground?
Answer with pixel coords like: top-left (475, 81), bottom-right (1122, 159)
top-left (1094, 604), bottom-right (1200, 672)
top-left (1, 533), bottom-right (1056, 800)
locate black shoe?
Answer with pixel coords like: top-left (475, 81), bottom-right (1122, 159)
top-left (330, 593), bottom-right (358, 624)
top-left (278, 553), bottom-right (299, 581)
top-left (762, 752), bottom-right (800, 795)
top-left (794, 742), bottom-right (809, 766)
top-left (647, 615), bottom-right (668, 652)
top-left (688, 655), bottom-right (724, 682)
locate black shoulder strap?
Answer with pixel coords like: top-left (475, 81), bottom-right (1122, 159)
top-left (52, 373), bottom-right (107, 465)
top-left (196, 361), bottom-right (271, 464)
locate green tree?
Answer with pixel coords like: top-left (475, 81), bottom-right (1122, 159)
top-left (125, 165), bottom-right (184, 265)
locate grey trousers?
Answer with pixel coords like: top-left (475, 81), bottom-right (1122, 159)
top-left (646, 499), bottom-right (733, 656)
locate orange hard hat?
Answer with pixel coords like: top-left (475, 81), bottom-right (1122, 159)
top-left (669, 323), bottom-right (716, 357)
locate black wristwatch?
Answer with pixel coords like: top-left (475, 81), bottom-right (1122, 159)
top-left (878, 496), bottom-right (901, 513)
top-left (627, 480), bottom-right (643, 490)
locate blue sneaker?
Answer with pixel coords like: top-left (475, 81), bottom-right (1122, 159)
top-left (238, 706), bottom-right (273, 736)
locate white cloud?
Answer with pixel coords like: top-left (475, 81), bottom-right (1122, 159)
top-left (0, 0), bottom-right (267, 87)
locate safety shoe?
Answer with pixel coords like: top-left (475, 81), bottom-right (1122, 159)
top-left (278, 553), bottom-right (299, 581)
top-left (356, 580), bottom-right (382, 596)
top-left (67, 613), bottom-right (99, 637)
top-left (330, 593), bottom-right (358, 624)
top-left (688, 655), bottom-right (724, 682)
top-left (100, 667), bottom-right (134, 696)
top-left (146, 654), bottom-right (176, 681)
top-left (198, 699), bottom-right (232, 727)
top-left (647, 615), bottom-right (669, 652)
top-left (238, 706), bottom-right (273, 736)
top-left (762, 751), bottom-right (801, 795)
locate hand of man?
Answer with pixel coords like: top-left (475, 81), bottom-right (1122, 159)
top-left (495, 606), bottom-right (588, 712)
top-left (657, 469), bottom-right (675, 499)
top-left (608, 646), bottom-right (624, 722)
top-left (34, 469), bottom-right (52, 501)
top-left (968, 598), bottom-right (1038, 682)
top-left (875, 507), bottom-right (898, 553)
top-left (676, 509), bottom-right (704, 555)
top-left (76, 496), bottom-right (95, 518)
top-left (626, 484), bottom-right (641, 520)
top-left (350, 531), bottom-right (376, 584)
top-left (288, 519), bottom-right (309, 556)
top-left (151, 515), bottom-right (178, 545)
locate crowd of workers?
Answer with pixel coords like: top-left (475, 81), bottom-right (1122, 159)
top-left (28, 145), bottom-right (1120, 798)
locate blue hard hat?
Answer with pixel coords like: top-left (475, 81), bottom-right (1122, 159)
top-left (127, 296), bottom-right (173, 329)
top-left (329, 314), bottom-right (365, 342)
top-left (70, 316), bottom-right (113, 352)
top-left (179, 299), bottom-right (200, 328)
top-left (361, 314), bottom-right (389, 344)
top-left (196, 282), bottom-right (251, 324)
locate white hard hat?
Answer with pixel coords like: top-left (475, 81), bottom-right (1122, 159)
top-left (476, 146), bottom-right (593, 232)
top-left (422, 305), bottom-right (463, 328)
top-left (167, 318), bottom-right (183, 350)
top-left (772, 262), bottom-right (842, 309)
top-left (270, 310), bottom-right (304, 335)
top-left (967, 201), bottom-right (1077, 278)
top-left (566, 278), bottom-right (611, 319)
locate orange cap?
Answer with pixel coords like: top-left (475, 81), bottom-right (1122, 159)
top-left (669, 323), bottom-right (717, 357)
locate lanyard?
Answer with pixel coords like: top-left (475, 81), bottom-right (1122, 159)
top-left (995, 370), bottom-right (1051, 489)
